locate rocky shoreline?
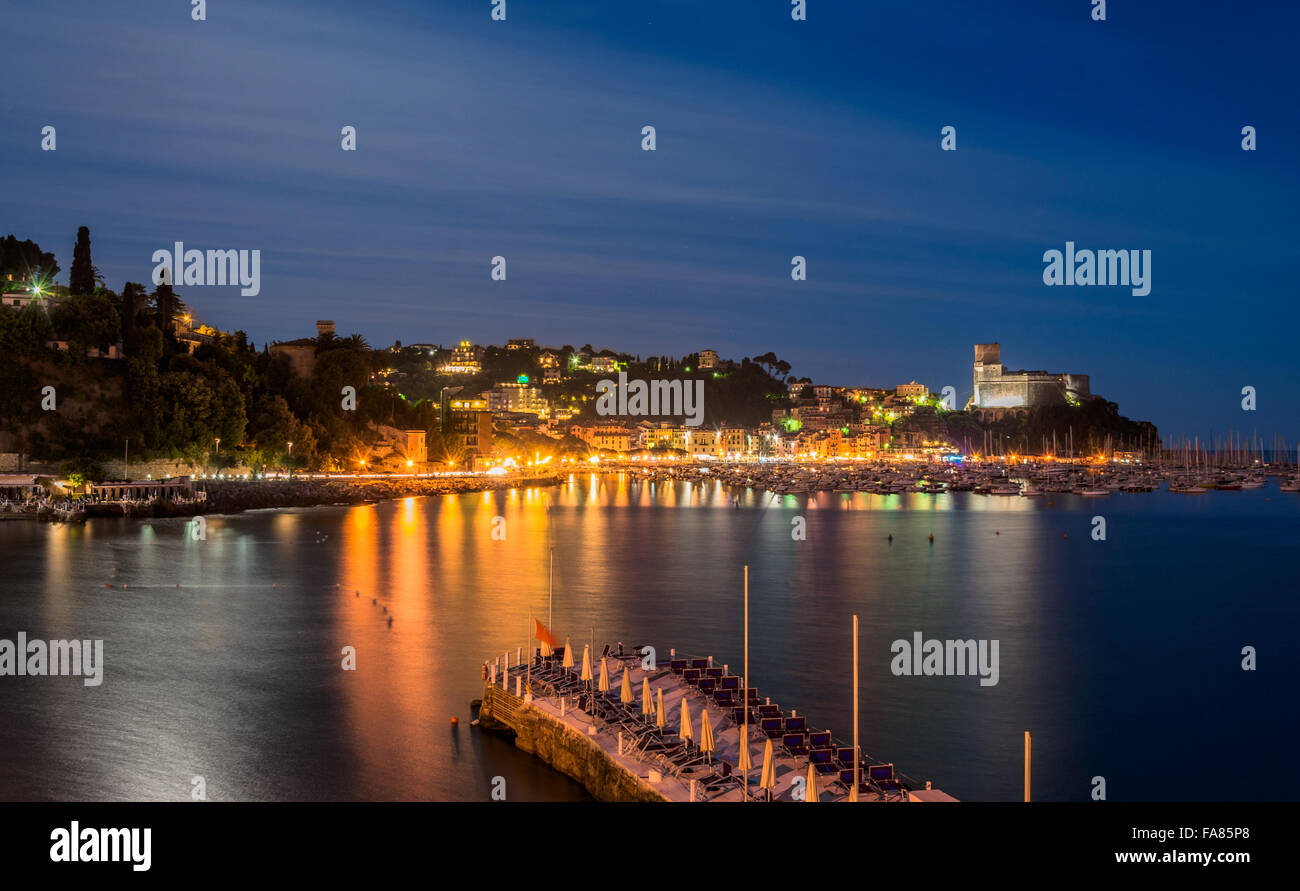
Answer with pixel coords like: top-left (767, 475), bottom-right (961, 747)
top-left (16, 473), bottom-right (564, 523)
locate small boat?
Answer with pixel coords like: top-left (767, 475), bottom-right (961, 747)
top-left (1078, 488), bottom-right (1109, 497)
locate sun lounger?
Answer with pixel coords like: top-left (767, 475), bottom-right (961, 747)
top-left (782, 733), bottom-right (809, 757)
top-left (809, 747), bottom-right (838, 775)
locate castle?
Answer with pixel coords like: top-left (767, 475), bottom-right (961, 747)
top-left (969, 343), bottom-right (1090, 416)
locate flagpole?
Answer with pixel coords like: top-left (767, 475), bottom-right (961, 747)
top-left (851, 613), bottom-right (859, 802)
top-left (743, 564), bottom-right (749, 802)
top-left (526, 609), bottom-right (531, 696)
top-left (548, 547), bottom-right (554, 631)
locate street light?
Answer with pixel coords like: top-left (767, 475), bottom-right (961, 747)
top-left (287, 441), bottom-right (293, 477)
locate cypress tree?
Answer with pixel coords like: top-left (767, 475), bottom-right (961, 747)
top-left (69, 226), bottom-right (95, 295)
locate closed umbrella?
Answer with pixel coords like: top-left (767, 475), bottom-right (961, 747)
top-left (655, 688), bottom-right (666, 729)
top-left (805, 759), bottom-right (817, 802)
top-left (641, 677), bottom-right (653, 719)
top-left (679, 699), bottom-right (693, 747)
top-left (737, 725), bottom-right (753, 772)
top-left (598, 657), bottom-right (610, 693)
top-left (699, 708), bottom-right (715, 763)
top-left (620, 667), bottom-right (633, 704)
top-left (540, 639), bottom-right (553, 658)
top-left (580, 645), bottom-right (592, 682)
top-left (562, 638), bottom-right (574, 670)
top-left (759, 739), bottom-right (776, 801)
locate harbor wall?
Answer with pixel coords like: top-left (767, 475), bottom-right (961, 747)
top-left (478, 686), bottom-right (668, 803)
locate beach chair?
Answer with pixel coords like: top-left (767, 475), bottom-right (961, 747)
top-left (784, 716), bottom-right (807, 734)
top-left (834, 747), bottom-right (857, 770)
top-left (705, 667), bottom-right (724, 679)
top-left (837, 767), bottom-right (872, 797)
top-left (809, 731), bottom-right (832, 749)
top-left (760, 717), bottom-right (784, 739)
top-left (682, 668), bottom-right (702, 686)
top-left (809, 747), bottom-right (838, 775)
top-left (867, 763), bottom-right (904, 798)
top-left (697, 677), bottom-right (717, 696)
top-left (757, 704), bottom-right (781, 719)
top-left (670, 659), bottom-right (688, 675)
top-left (730, 706), bottom-right (755, 726)
top-left (719, 675), bottom-right (740, 691)
top-left (782, 733), bottom-right (809, 757)
top-left (713, 690), bottom-right (735, 709)
top-left (690, 658), bottom-right (710, 671)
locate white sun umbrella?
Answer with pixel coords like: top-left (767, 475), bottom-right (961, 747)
top-left (598, 657), bottom-right (610, 693)
top-left (679, 699), bottom-right (693, 747)
top-left (655, 688), bottom-right (666, 730)
top-left (540, 638), bottom-right (553, 658)
top-left (580, 645), bottom-right (592, 683)
top-left (805, 759), bottom-right (817, 803)
top-left (737, 725), bottom-right (753, 772)
top-left (699, 707), bottom-right (715, 762)
top-left (562, 638), bottom-right (574, 670)
top-left (641, 677), bottom-right (653, 719)
top-left (620, 667), bottom-right (633, 704)
top-left (759, 738), bottom-right (776, 801)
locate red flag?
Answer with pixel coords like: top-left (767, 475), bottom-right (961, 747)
top-left (533, 619), bottom-right (561, 648)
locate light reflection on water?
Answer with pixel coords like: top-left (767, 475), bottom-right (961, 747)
top-left (0, 474), bottom-right (1296, 801)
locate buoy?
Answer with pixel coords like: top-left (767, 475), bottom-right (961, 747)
top-left (887, 534), bottom-right (893, 542)
top-left (451, 716), bottom-right (459, 726)
top-left (995, 530), bottom-right (1000, 535)
top-left (387, 616), bottom-right (393, 627)
top-left (175, 584), bottom-right (180, 588)
top-left (105, 583), bottom-right (111, 587)
top-left (928, 534), bottom-right (934, 543)
top-left (1062, 533), bottom-right (1068, 539)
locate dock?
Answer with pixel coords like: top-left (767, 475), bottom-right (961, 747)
top-left (476, 646), bottom-right (957, 802)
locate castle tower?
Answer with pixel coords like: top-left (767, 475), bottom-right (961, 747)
top-left (316, 320), bottom-right (336, 337)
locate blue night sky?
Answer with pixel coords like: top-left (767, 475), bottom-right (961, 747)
top-left (3, 0), bottom-right (1297, 439)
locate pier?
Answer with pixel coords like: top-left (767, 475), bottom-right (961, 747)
top-left (476, 644), bottom-right (957, 802)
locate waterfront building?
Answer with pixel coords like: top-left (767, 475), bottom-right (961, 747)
top-left (896, 381), bottom-right (929, 399)
top-left (698, 349), bottom-right (719, 369)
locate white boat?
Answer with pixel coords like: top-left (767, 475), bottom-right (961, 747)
top-left (1078, 488), bottom-right (1109, 496)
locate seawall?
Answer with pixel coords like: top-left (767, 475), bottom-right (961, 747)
top-left (477, 686), bottom-right (668, 803)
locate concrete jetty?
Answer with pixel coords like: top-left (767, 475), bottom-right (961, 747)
top-left (476, 647), bottom-right (957, 802)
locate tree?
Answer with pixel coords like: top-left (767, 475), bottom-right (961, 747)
top-left (154, 281), bottom-right (177, 341)
top-left (0, 235), bottom-right (59, 286)
top-left (69, 227), bottom-right (95, 295)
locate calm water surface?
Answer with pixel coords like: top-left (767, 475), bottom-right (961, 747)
top-left (2, 473), bottom-right (1297, 801)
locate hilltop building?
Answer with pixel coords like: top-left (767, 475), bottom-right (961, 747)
top-left (970, 343), bottom-right (1090, 416)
